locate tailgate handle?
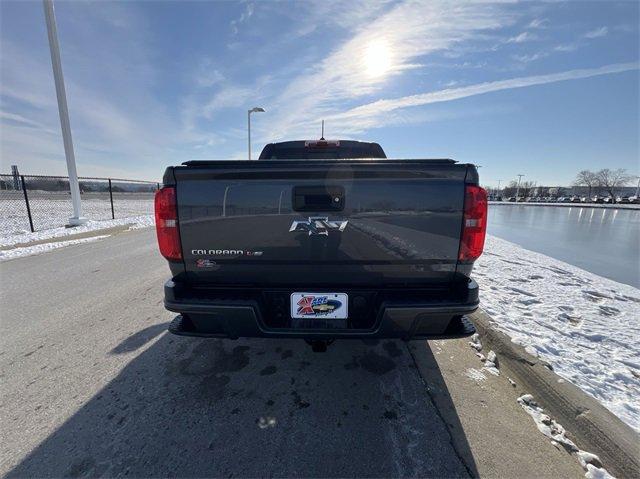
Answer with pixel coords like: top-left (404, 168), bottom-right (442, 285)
top-left (292, 185), bottom-right (344, 212)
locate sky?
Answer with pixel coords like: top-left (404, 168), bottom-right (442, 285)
top-left (0, 0), bottom-right (638, 186)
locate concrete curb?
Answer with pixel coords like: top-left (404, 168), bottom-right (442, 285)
top-left (470, 310), bottom-right (640, 479)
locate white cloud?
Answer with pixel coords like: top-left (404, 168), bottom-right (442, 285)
top-left (262, 1), bottom-right (515, 141)
top-left (506, 31), bottom-right (538, 44)
top-left (584, 26), bottom-right (608, 39)
top-left (0, 20), bottom-right (188, 180)
top-left (512, 52), bottom-right (548, 63)
top-left (319, 62), bottom-right (639, 134)
top-left (201, 86), bottom-right (254, 118)
top-left (230, 3), bottom-right (254, 35)
top-left (195, 58), bottom-right (225, 88)
top-left (528, 18), bottom-right (548, 29)
top-left (0, 111), bottom-right (53, 132)
top-left (554, 43), bottom-right (579, 53)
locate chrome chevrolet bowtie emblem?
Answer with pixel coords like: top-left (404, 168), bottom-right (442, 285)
top-left (289, 217), bottom-right (348, 236)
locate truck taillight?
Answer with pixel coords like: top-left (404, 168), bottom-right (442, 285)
top-left (459, 185), bottom-right (487, 262)
top-left (154, 186), bottom-right (182, 260)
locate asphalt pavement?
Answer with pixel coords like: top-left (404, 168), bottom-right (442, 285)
top-left (0, 228), bottom-right (584, 478)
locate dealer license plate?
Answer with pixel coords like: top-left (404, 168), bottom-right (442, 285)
top-left (290, 292), bottom-right (348, 319)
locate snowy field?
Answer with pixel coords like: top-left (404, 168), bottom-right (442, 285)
top-left (476, 235), bottom-right (640, 433)
top-left (0, 192), bottom-right (154, 236)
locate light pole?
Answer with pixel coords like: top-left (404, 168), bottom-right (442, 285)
top-left (247, 107), bottom-right (265, 161)
top-left (43, 0), bottom-right (85, 226)
top-left (497, 179), bottom-right (502, 196)
top-left (635, 176), bottom-right (640, 198)
top-left (515, 174), bottom-right (524, 200)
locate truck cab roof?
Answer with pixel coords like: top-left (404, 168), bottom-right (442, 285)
top-left (258, 140), bottom-right (386, 160)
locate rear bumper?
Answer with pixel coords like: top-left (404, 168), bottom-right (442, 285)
top-left (164, 280), bottom-right (478, 340)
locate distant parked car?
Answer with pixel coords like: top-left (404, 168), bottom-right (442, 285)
top-left (495, 195), bottom-right (503, 202)
top-left (592, 196), bottom-right (604, 204)
top-left (580, 196), bottom-right (590, 203)
top-left (603, 196), bottom-right (615, 204)
top-left (616, 196), bottom-right (631, 204)
top-left (557, 196), bottom-right (568, 203)
top-left (629, 196), bottom-right (640, 204)
top-left (516, 197), bottom-right (526, 202)
top-left (569, 196), bottom-right (581, 203)
top-left (507, 197), bottom-right (516, 202)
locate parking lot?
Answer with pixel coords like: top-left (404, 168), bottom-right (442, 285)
top-left (0, 227), bottom-right (589, 478)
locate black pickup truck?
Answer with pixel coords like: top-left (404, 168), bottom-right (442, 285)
top-left (155, 139), bottom-right (487, 350)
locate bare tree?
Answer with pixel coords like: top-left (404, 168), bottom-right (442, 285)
top-left (596, 169), bottom-right (632, 201)
top-left (503, 180), bottom-right (535, 198)
top-left (519, 181), bottom-right (536, 197)
top-left (574, 170), bottom-right (598, 199)
top-left (502, 180), bottom-right (518, 198)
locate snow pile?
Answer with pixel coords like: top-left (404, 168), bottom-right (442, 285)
top-left (467, 333), bottom-right (500, 376)
top-left (0, 235), bottom-right (110, 261)
top-left (517, 394), bottom-right (615, 479)
top-left (468, 333), bottom-right (482, 351)
top-left (476, 235), bottom-right (640, 432)
top-left (0, 215), bottom-right (154, 248)
top-left (517, 394), bottom-right (578, 450)
top-left (483, 350), bottom-right (500, 376)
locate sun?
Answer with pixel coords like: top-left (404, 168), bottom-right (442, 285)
top-left (363, 40), bottom-right (392, 78)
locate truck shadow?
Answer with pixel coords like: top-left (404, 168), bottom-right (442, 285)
top-left (9, 332), bottom-right (478, 478)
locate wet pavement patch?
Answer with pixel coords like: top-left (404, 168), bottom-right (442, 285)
top-left (383, 410), bottom-right (398, 420)
top-left (359, 351), bottom-right (396, 375)
top-left (291, 390), bottom-right (310, 409)
top-left (260, 365), bottom-right (277, 376)
top-left (382, 341), bottom-right (403, 358)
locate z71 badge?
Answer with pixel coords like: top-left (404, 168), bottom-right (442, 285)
top-left (291, 293), bottom-right (348, 319)
top-left (195, 259), bottom-right (217, 268)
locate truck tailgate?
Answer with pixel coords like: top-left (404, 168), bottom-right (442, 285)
top-left (172, 160), bottom-right (470, 287)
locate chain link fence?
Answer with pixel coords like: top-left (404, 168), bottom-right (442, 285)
top-left (0, 174), bottom-right (159, 235)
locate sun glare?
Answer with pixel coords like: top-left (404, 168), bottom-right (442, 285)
top-left (363, 40), bottom-right (392, 78)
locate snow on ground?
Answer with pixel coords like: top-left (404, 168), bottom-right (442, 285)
top-left (0, 194), bottom-right (153, 236)
top-left (0, 215), bottom-right (154, 249)
top-left (489, 202), bottom-right (639, 210)
top-left (0, 235), bottom-right (111, 261)
top-left (465, 368), bottom-right (487, 382)
top-left (517, 394), bottom-right (615, 478)
top-left (476, 235), bottom-right (640, 432)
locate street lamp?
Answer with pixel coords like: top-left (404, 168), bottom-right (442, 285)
top-left (247, 107), bottom-right (265, 161)
top-left (515, 174), bottom-right (525, 200)
top-left (43, 0), bottom-right (85, 225)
